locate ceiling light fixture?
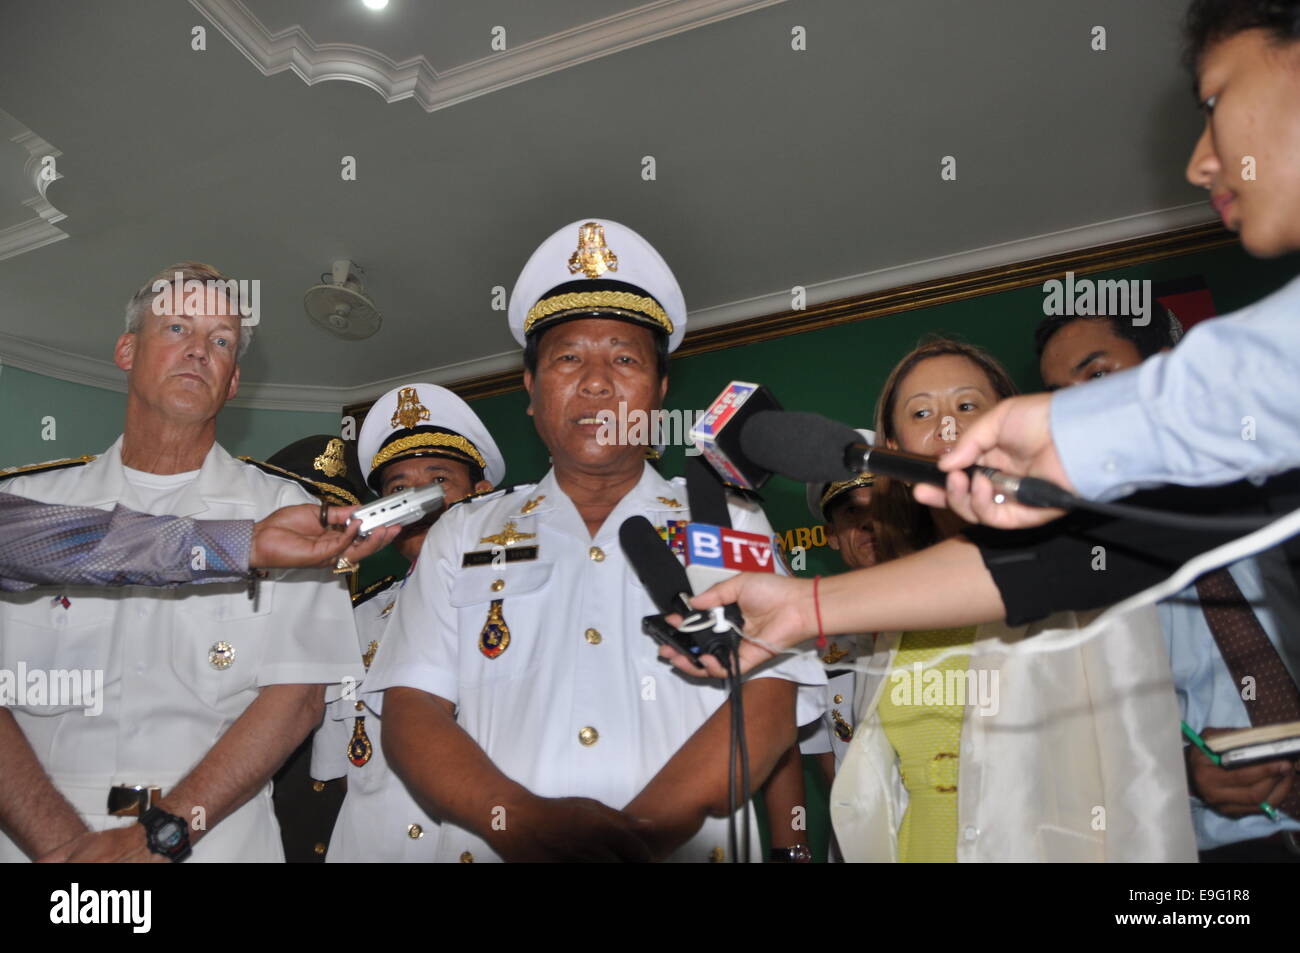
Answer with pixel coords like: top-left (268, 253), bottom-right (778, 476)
top-left (362, 0), bottom-right (388, 10)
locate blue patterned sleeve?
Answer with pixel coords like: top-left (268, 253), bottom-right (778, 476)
top-left (0, 491), bottom-right (252, 590)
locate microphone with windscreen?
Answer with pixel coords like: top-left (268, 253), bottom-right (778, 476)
top-left (738, 410), bottom-right (1075, 508)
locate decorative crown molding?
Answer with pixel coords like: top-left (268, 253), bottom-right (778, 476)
top-left (0, 109), bottom-right (68, 263)
top-left (189, 0), bottom-right (786, 113)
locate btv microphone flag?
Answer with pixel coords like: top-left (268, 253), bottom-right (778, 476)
top-left (684, 522), bottom-right (778, 593)
top-left (690, 382), bottom-right (782, 490)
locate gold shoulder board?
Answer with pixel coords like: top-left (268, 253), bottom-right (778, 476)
top-left (0, 455), bottom-right (96, 481)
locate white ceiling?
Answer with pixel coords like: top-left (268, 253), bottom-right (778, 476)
top-left (0, 0), bottom-right (1214, 411)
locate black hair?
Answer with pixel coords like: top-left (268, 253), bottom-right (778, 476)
top-left (1184, 0), bottom-right (1300, 76)
top-left (522, 320), bottom-right (670, 379)
top-left (1033, 304), bottom-right (1178, 362)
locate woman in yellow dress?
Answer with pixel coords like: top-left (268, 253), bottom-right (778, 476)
top-left (830, 337), bottom-right (1195, 862)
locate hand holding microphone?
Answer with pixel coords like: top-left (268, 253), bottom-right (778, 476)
top-left (912, 393), bottom-right (1076, 530)
top-left (659, 573), bottom-right (818, 679)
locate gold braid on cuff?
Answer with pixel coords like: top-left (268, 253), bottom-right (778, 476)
top-left (371, 433), bottom-right (486, 472)
top-left (524, 291), bottom-right (672, 336)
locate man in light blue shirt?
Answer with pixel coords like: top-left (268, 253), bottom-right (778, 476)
top-left (920, 4), bottom-right (1300, 529)
top-left (1036, 308), bottom-right (1300, 859)
top-left (1160, 552), bottom-right (1300, 856)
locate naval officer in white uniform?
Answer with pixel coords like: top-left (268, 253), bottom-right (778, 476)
top-left (365, 220), bottom-right (826, 862)
top-left (799, 464), bottom-right (878, 776)
top-left (311, 383), bottom-right (504, 861)
top-left (0, 262), bottom-right (360, 863)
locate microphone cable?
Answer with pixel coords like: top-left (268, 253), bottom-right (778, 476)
top-left (730, 637), bottom-right (752, 865)
top-left (967, 466), bottom-right (1280, 533)
top-left (684, 608), bottom-right (751, 863)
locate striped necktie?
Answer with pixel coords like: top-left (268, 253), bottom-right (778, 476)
top-left (1195, 567), bottom-right (1300, 816)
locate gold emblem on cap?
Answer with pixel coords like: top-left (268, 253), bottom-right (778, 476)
top-left (568, 222), bottom-right (618, 279)
top-left (391, 387), bottom-right (432, 430)
top-left (313, 438), bottom-right (348, 478)
top-left (479, 521), bottom-right (536, 547)
top-left (208, 641), bottom-right (236, 670)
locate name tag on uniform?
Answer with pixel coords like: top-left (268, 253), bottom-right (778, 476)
top-left (461, 546), bottom-right (540, 568)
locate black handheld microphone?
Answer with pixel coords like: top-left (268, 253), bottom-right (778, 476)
top-left (618, 516), bottom-right (737, 661)
top-left (738, 410), bottom-right (1076, 509)
top-left (619, 516), bottom-right (694, 617)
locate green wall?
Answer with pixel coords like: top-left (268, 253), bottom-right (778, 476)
top-left (0, 364), bottom-right (339, 470)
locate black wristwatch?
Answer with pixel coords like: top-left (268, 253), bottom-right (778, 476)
top-left (139, 806), bottom-right (192, 862)
top-left (768, 844), bottom-right (813, 863)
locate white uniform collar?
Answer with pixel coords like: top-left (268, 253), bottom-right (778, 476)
top-left (91, 434), bottom-right (251, 517)
top-left (518, 463), bottom-right (689, 542)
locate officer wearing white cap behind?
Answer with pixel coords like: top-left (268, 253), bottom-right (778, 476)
top-left (764, 440), bottom-right (878, 864)
top-left (310, 383), bottom-right (503, 862)
top-left (365, 219), bottom-right (824, 861)
top-left (800, 449), bottom-right (877, 775)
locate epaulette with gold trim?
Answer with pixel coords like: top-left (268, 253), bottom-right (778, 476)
top-left (352, 574), bottom-right (400, 608)
top-left (237, 456), bottom-right (333, 499)
top-left (0, 455), bottom-right (96, 482)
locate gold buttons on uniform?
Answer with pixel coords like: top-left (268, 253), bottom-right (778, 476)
top-left (408, 824), bottom-right (424, 839)
top-left (833, 694), bottom-right (844, 704)
top-left (208, 641), bottom-right (235, 670)
top-left (709, 846), bottom-right (725, 863)
top-left (460, 851), bottom-right (474, 863)
top-left (588, 546), bottom-right (605, 562)
top-left (355, 701), bottom-right (364, 711)
top-left (584, 628), bottom-right (602, 645)
top-left (491, 578), bottom-right (505, 592)
top-left (313, 843), bottom-right (326, 855)
top-left (311, 780), bottom-right (325, 793)
top-left (578, 726), bottom-right (599, 746)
